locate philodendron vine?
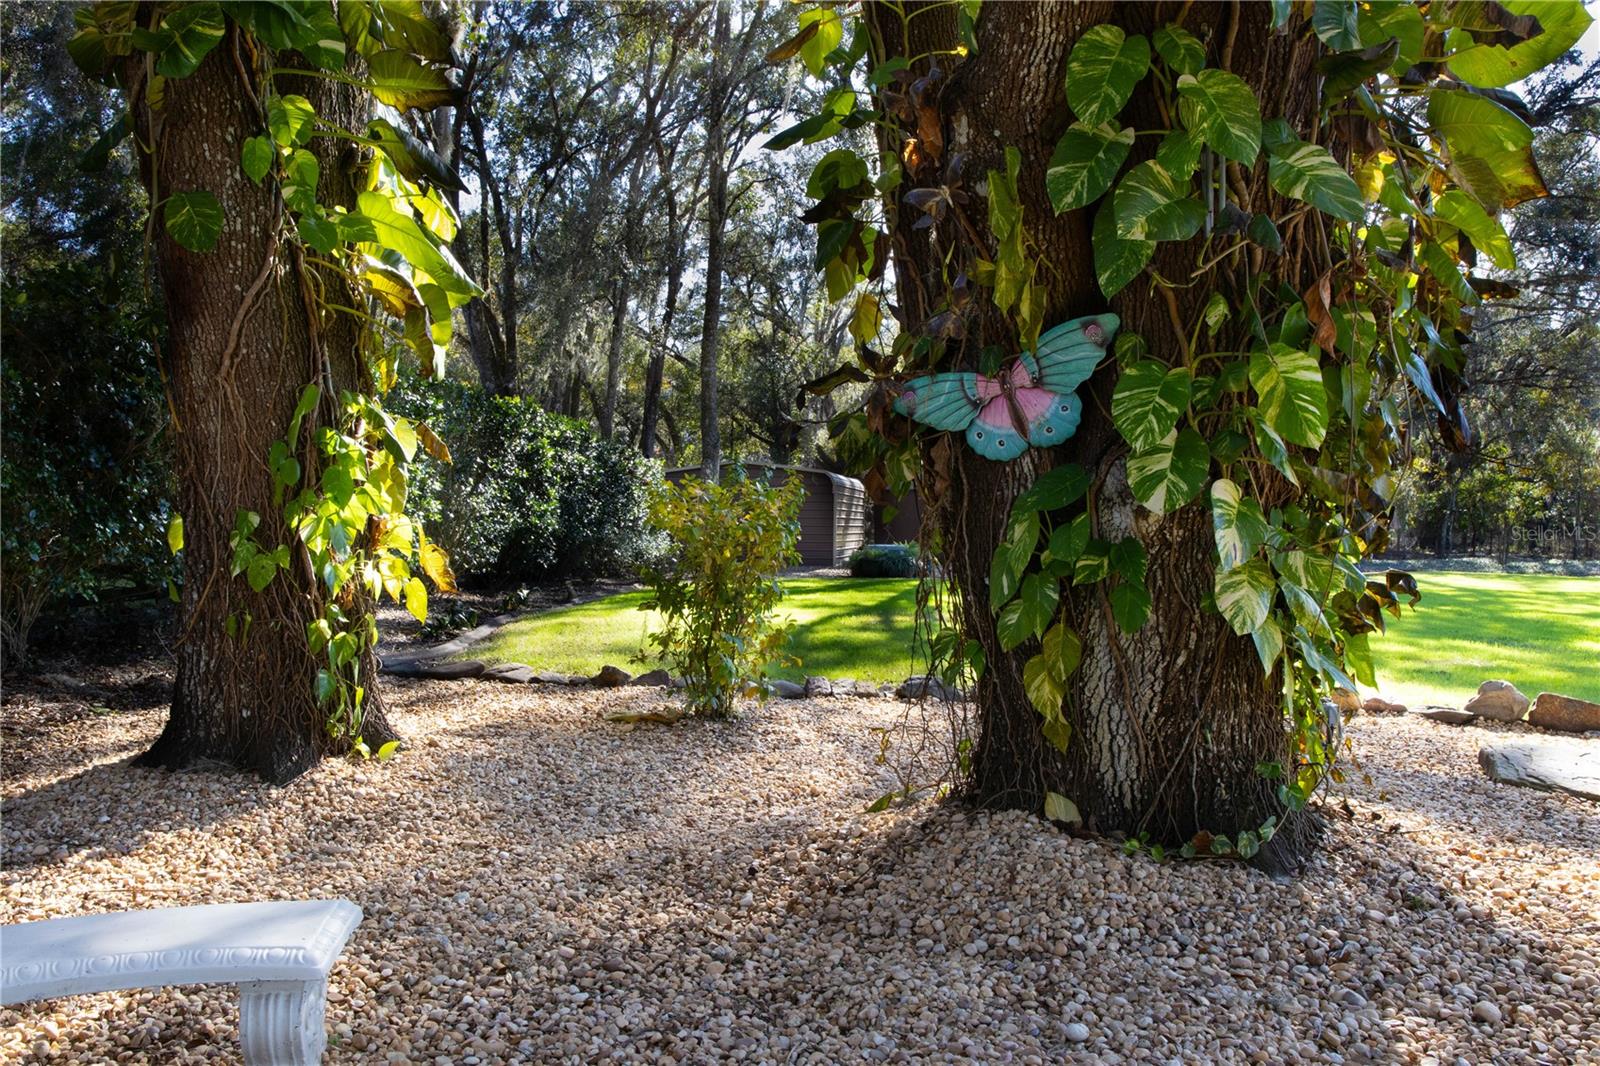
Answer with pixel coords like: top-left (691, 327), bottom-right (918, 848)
top-left (770, 0), bottom-right (1585, 854)
top-left (71, 0), bottom-right (476, 755)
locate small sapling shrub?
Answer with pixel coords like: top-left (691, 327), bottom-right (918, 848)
top-left (639, 473), bottom-right (803, 717)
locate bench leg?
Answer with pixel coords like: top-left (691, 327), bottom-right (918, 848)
top-left (238, 979), bottom-right (328, 1065)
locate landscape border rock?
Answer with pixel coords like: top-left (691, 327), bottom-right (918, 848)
top-left (895, 675), bottom-right (966, 703)
top-left (1463, 679), bottom-right (1530, 722)
top-left (1412, 707), bottom-right (1476, 726)
top-left (1479, 739), bottom-right (1600, 802)
top-left (383, 652), bottom-right (909, 704)
top-left (1527, 692), bottom-right (1600, 734)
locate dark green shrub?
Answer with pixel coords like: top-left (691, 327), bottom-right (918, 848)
top-left (392, 380), bottom-right (661, 584)
top-left (640, 473), bottom-right (804, 717)
top-left (1, 261), bottom-right (171, 665)
top-left (849, 542), bottom-right (920, 578)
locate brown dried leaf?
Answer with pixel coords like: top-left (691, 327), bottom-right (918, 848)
top-left (1303, 271), bottom-right (1338, 352)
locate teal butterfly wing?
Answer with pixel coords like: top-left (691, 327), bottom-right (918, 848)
top-left (1022, 393), bottom-right (1083, 448)
top-left (965, 418), bottom-right (1031, 460)
top-left (893, 372), bottom-right (982, 431)
top-left (1030, 313), bottom-right (1119, 394)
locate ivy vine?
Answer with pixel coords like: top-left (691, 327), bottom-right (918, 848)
top-left (71, 0), bottom-right (476, 755)
top-left (769, 0), bottom-right (1585, 849)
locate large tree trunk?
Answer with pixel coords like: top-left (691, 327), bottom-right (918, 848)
top-left (873, 2), bottom-right (1324, 867)
top-left (697, 4), bottom-right (731, 479)
top-left (600, 275), bottom-right (629, 439)
top-left (642, 149), bottom-right (687, 459)
top-left (464, 99), bottom-right (519, 396)
top-left (127, 27), bottom-right (397, 783)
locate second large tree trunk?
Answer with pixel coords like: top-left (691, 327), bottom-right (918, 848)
top-left (129, 29), bottom-right (397, 783)
top-left (873, 2), bottom-right (1324, 867)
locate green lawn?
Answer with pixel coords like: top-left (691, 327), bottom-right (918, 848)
top-left (1367, 571), bottom-right (1600, 707)
top-left (461, 578), bottom-right (928, 683)
top-left (462, 571), bottom-right (1600, 704)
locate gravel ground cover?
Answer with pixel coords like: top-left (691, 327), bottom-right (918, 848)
top-left (3, 672), bottom-right (1597, 1064)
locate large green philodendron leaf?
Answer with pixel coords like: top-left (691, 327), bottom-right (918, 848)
top-left (368, 118), bottom-right (468, 192)
top-left (1311, 0), bottom-right (1362, 50)
top-left (1065, 25), bottom-right (1151, 126)
top-left (141, 2), bottom-right (226, 79)
top-left (1114, 161), bottom-right (1204, 242)
top-left (997, 573), bottom-right (1059, 651)
top-left (1426, 88), bottom-right (1546, 210)
top-left (1432, 190), bottom-right (1515, 270)
top-left (367, 49), bottom-right (458, 112)
top-left (241, 135), bottom-right (275, 184)
top-left (1127, 428), bottom-right (1209, 514)
top-left (1215, 558), bottom-right (1275, 635)
top-left (1156, 128), bottom-right (1205, 180)
top-left (796, 8), bottom-right (843, 77)
top-left (1250, 615), bottom-right (1284, 674)
top-left (989, 509), bottom-right (1039, 610)
top-left (354, 191), bottom-right (480, 303)
top-left (1267, 140), bottom-right (1364, 222)
top-left (1152, 25), bottom-right (1206, 75)
top-left (1046, 122), bottom-right (1134, 214)
top-left (268, 93), bottom-right (316, 147)
top-left (1447, 0), bottom-right (1593, 88)
top-left (231, 0), bottom-right (347, 70)
top-left (1317, 38), bottom-right (1400, 101)
top-left (1091, 198), bottom-right (1153, 298)
top-left (1112, 360), bottom-right (1191, 452)
top-left (164, 190), bottom-right (224, 252)
top-left (1355, 2), bottom-right (1425, 74)
top-left (1210, 478), bottom-right (1271, 572)
top-left (1175, 69), bottom-right (1261, 164)
top-left (1249, 343), bottom-right (1328, 449)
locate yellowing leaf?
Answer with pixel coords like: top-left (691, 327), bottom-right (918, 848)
top-left (1044, 792), bottom-right (1082, 825)
top-left (419, 540), bottom-right (457, 592)
top-left (403, 576), bottom-right (428, 622)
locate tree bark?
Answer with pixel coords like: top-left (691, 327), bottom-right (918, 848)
top-left (642, 129), bottom-right (692, 459)
top-left (697, 4), bottom-right (731, 479)
top-left (464, 96), bottom-right (519, 396)
top-left (126, 26), bottom-right (397, 783)
top-left (871, 1), bottom-right (1325, 867)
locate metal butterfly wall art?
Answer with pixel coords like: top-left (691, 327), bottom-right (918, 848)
top-left (892, 313), bottom-right (1120, 461)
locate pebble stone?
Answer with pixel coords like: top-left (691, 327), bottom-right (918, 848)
top-left (2, 674), bottom-right (1597, 1064)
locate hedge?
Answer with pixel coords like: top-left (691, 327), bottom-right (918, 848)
top-left (393, 380), bottom-right (662, 584)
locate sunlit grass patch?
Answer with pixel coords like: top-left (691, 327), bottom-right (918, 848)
top-left (461, 578), bottom-right (927, 683)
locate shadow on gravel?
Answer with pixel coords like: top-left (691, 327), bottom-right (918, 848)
top-left (1, 757), bottom-right (282, 874)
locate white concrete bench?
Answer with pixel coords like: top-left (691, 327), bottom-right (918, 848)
top-left (1, 899), bottom-right (361, 1064)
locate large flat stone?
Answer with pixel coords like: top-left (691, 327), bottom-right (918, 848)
top-left (418, 659), bottom-right (486, 680)
top-left (1479, 739), bottom-right (1600, 802)
top-left (1528, 692), bottom-right (1600, 733)
top-left (482, 663), bottom-right (536, 684)
top-left (1413, 707), bottom-right (1475, 725)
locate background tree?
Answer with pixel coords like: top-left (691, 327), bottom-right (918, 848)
top-left (1, 3), bottom-right (168, 665)
top-left (1396, 55), bottom-right (1600, 557)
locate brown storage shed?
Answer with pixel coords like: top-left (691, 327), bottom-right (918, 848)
top-left (663, 461), bottom-right (871, 567)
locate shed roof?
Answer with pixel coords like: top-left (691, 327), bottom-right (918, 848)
top-left (663, 460), bottom-right (864, 495)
